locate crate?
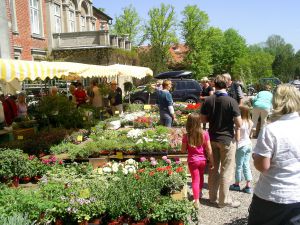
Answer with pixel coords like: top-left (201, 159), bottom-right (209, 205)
top-left (13, 127), bottom-right (36, 140)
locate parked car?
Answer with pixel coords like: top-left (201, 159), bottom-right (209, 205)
top-left (289, 79), bottom-right (300, 91)
top-left (124, 79), bottom-right (202, 104)
top-left (154, 71), bottom-right (193, 79)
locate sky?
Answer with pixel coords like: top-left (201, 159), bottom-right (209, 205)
top-left (94, 0), bottom-right (300, 51)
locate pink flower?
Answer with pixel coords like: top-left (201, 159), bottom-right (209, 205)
top-left (166, 159), bottom-right (172, 164)
top-left (151, 160), bottom-right (157, 166)
top-left (162, 156), bottom-right (168, 161)
top-left (29, 155), bottom-right (36, 160)
top-left (150, 157), bottom-right (155, 161)
top-left (140, 157), bottom-right (147, 162)
top-left (175, 160), bottom-right (181, 165)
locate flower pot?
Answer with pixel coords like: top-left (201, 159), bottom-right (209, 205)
top-left (31, 175), bottom-right (42, 184)
top-left (55, 218), bottom-right (63, 225)
top-left (0, 176), bottom-right (9, 183)
top-left (78, 220), bottom-right (88, 225)
top-left (169, 221), bottom-right (184, 225)
top-left (99, 150), bottom-right (111, 155)
top-left (89, 218), bottom-right (101, 224)
top-left (156, 222), bottom-right (168, 225)
top-left (12, 176), bottom-right (19, 187)
top-left (20, 176), bottom-right (31, 184)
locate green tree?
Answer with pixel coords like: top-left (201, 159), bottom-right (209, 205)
top-left (142, 3), bottom-right (177, 75)
top-left (221, 28), bottom-right (247, 74)
top-left (181, 5), bottom-right (211, 79)
top-left (264, 35), bottom-right (295, 81)
top-left (207, 27), bottom-right (224, 75)
top-left (232, 46), bottom-right (274, 84)
top-left (113, 5), bottom-right (141, 45)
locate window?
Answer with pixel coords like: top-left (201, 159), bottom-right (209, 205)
top-left (30, 0), bottom-right (40, 34)
top-left (91, 22), bottom-right (95, 31)
top-left (100, 22), bottom-right (105, 31)
top-left (69, 2), bottom-right (75, 32)
top-left (54, 4), bottom-right (61, 33)
top-left (80, 16), bottom-right (86, 31)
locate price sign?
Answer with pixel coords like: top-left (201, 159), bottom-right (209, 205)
top-left (116, 151), bottom-right (123, 159)
top-left (115, 111), bottom-right (119, 115)
top-left (17, 135), bottom-right (24, 140)
top-left (77, 135), bottom-right (83, 142)
top-left (144, 104), bottom-right (151, 110)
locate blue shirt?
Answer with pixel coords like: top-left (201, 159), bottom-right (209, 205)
top-left (157, 90), bottom-right (173, 111)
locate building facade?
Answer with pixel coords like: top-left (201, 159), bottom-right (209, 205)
top-left (3, 0), bottom-right (130, 61)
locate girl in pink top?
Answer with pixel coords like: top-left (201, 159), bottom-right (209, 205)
top-left (181, 113), bottom-right (214, 208)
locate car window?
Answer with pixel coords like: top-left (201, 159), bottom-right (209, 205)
top-left (174, 82), bottom-right (186, 90)
top-left (186, 81), bottom-right (197, 89)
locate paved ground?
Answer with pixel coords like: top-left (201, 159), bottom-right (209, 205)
top-left (189, 139), bottom-right (259, 225)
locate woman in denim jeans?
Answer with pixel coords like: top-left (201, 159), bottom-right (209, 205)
top-left (230, 106), bottom-right (253, 194)
top-left (156, 80), bottom-right (176, 127)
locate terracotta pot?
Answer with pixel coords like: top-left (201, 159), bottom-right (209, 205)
top-left (169, 221), bottom-right (184, 225)
top-left (12, 176), bottom-right (19, 187)
top-left (32, 175), bottom-right (42, 183)
top-left (99, 150), bottom-right (111, 155)
top-left (156, 222), bottom-right (168, 225)
top-left (55, 218), bottom-right (63, 225)
top-left (78, 220), bottom-right (88, 225)
top-left (20, 176), bottom-right (31, 184)
top-left (123, 150), bottom-right (135, 155)
top-left (89, 218), bottom-right (101, 224)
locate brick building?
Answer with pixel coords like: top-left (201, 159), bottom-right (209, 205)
top-left (2, 0), bottom-right (130, 61)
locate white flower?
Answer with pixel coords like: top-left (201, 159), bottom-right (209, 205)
top-left (96, 168), bottom-right (103, 175)
top-left (127, 166), bottom-right (136, 174)
top-left (127, 129), bottom-right (144, 139)
top-left (126, 158), bottom-right (135, 165)
top-left (112, 163), bottom-right (119, 172)
top-left (102, 167), bottom-right (112, 173)
top-left (122, 168), bottom-right (128, 175)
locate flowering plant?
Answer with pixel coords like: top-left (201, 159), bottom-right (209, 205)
top-left (133, 116), bottom-right (153, 128)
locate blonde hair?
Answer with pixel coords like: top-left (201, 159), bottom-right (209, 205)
top-left (240, 105), bottom-right (252, 128)
top-left (272, 84), bottom-right (300, 118)
top-left (186, 113), bottom-right (203, 147)
top-left (162, 80), bottom-right (172, 89)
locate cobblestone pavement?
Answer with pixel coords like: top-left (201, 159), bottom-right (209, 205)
top-left (188, 139), bottom-right (259, 225)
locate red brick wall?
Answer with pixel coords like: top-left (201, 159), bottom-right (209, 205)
top-left (13, 0), bottom-right (48, 60)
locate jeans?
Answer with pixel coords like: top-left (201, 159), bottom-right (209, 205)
top-left (188, 160), bottom-right (207, 200)
top-left (159, 110), bottom-right (172, 127)
top-left (208, 141), bottom-right (236, 205)
top-left (235, 144), bottom-right (252, 182)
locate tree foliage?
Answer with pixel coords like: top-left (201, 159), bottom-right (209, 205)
top-left (113, 4), bottom-right (141, 45)
top-left (142, 3), bottom-right (178, 75)
top-left (181, 5), bottom-right (211, 79)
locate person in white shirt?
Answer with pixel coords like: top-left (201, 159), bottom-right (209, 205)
top-left (229, 105), bottom-right (253, 194)
top-left (248, 84), bottom-right (300, 225)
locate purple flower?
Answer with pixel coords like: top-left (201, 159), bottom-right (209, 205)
top-left (174, 157), bottom-right (180, 162)
top-left (140, 157), bottom-right (147, 162)
top-left (151, 160), bottom-right (157, 166)
top-left (166, 159), bottom-right (171, 164)
top-left (162, 156), bottom-right (168, 161)
top-left (175, 160), bottom-right (181, 165)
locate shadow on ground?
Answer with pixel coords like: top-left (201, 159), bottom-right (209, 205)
top-left (224, 217), bottom-right (248, 225)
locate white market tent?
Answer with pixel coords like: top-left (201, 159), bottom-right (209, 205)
top-left (108, 64), bottom-right (153, 79)
top-left (0, 59), bottom-right (153, 94)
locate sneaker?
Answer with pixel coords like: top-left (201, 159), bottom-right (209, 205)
top-left (242, 186), bottom-right (252, 194)
top-left (193, 200), bottom-right (200, 209)
top-left (229, 184), bottom-right (241, 191)
top-left (218, 201), bottom-right (241, 208)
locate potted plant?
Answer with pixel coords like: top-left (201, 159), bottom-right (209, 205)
top-left (0, 149), bottom-right (29, 187)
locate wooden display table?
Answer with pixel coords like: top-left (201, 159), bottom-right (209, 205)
top-left (13, 127), bottom-right (37, 140)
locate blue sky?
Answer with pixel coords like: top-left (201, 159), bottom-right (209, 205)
top-left (94, 0), bottom-right (300, 51)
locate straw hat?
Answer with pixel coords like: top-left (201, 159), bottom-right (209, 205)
top-left (200, 77), bottom-right (209, 82)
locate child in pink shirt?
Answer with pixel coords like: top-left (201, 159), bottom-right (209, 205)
top-left (181, 113), bottom-right (214, 208)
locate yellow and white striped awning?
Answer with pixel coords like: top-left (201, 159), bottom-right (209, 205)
top-left (0, 59), bottom-right (68, 82)
top-left (108, 64), bottom-right (153, 79)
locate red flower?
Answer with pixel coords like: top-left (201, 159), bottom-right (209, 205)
top-left (168, 170), bottom-right (173, 175)
top-left (176, 167), bottom-right (184, 173)
top-left (149, 171), bottom-right (155, 176)
top-left (134, 174), bottom-right (140, 180)
top-left (138, 169), bottom-right (145, 173)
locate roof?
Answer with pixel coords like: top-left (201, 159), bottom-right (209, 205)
top-left (92, 7), bottom-right (113, 21)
